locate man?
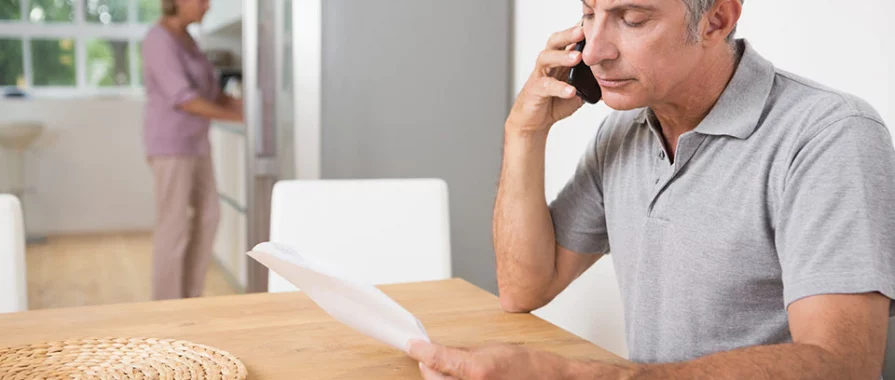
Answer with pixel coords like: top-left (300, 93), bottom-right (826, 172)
top-left (407, 0), bottom-right (895, 379)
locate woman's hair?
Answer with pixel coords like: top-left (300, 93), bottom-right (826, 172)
top-left (162, 0), bottom-right (177, 16)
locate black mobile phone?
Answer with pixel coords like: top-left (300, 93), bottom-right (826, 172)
top-left (567, 40), bottom-right (601, 104)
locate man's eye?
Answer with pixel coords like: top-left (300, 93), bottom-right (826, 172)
top-left (622, 18), bottom-right (646, 27)
top-left (582, 13), bottom-right (595, 21)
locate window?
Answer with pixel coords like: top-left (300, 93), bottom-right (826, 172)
top-left (32, 38), bottom-right (76, 86)
top-left (29, 0), bottom-right (75, 23)
top-left (134, 41), bottom-right (142, 85)
top-left (0, 38), bottom-right (24, 86)
top-left (0, 0), bottom-right (21, 21)
top-left (0, 0), bottom-right (163, 95)
top-left (85, 0), bottom-right (127, 24)
top-left (137, 0), bottom-right (159, 23)
top-left (86, 39), bottom-right (129, 86)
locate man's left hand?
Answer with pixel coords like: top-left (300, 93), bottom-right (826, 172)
top-left (405, 340), bottom-right (640, 380)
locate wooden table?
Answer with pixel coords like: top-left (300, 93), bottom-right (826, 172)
top-left (0, 279), bottom-right (625, 379)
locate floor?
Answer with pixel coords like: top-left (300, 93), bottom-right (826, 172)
top-left (26, 232), bottom-right (238, 310)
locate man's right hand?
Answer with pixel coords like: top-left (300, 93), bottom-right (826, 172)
top-left (506, 24), bottom-right (586, 135)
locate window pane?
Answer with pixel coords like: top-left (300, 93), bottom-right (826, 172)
top-left (87, 39), bottom-right (130, 86)
top-left (0, 39), bottom-right (24, 86)
top-left (29, 0), bottom-right (74, 23)
top-left (135, 42), bottom-right (143, 85)
top-left (0, 0), bottom-right (21, 20)
top-left (138, 0), bottom-right (161, 23)
top-left (85, 0), bottom-right (128, 24)
top-left (31, 39), bottom-right (76, 86)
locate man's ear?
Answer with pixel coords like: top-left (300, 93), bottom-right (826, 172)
top-left (702, 0), bottom-right (743, 45)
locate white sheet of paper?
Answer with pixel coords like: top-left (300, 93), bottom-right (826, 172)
top-left (247, 242), bottom-right (430, 352)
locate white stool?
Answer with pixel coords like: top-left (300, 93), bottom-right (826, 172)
top-left (0, 121), bottom-right (45, 244)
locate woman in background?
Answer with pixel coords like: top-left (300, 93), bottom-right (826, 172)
top-left (142, 0), bottom-right (242, 300)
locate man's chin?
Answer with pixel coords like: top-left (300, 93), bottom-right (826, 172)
top-left (600, 93), bottom-right (647, 111)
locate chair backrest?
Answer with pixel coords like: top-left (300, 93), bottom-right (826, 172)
top-left (267, 179), bottom-right (452, 292)
top-left (0, 194), bottom-right (27, 313)
top-left (532, 256), bottom-right (628, 358)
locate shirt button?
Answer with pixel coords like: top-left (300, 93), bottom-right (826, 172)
top-left (659, 151), bottom-right (666, 160)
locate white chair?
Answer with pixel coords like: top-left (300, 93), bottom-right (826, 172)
top-left (533, 257), bottom-right (629, 358)
top-left (0, 194), bottom-right (27, 313)
top-left (267, 179), bottom-right (452, 292)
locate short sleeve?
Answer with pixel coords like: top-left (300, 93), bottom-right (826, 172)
top-left (548, 123), bottom-right (610, 255)
top-left (143, 32), bottom-right (199, 107)
top-left (776, 116), bottom-right (895, 316)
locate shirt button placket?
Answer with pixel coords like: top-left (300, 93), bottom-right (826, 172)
top-left (655, 150), bottom-right (666, 185)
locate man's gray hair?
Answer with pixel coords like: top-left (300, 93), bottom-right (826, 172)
top-left (683, 0), bottom-right (744, 43)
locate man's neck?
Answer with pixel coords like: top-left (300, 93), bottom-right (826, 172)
top-left (651, 44), bottom-right (741, 159)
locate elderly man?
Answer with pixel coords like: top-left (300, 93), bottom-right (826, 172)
top-left (407, 0), bottom-right (895, 379)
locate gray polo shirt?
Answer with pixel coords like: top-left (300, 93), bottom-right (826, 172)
top-left (549, 39), bottom-right (895, 364)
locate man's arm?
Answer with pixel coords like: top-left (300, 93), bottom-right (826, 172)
top-left (493, 129), bottom-right (601, 313)
top-left (494, 24), bottom-right (605, 313)
top-left (407, 293), bottom-right (890, 380)
top-left (584, 292), bottom-right (890, 379)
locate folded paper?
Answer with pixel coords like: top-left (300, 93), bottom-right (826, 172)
top-left (247, 242), bottom-right (430, 352)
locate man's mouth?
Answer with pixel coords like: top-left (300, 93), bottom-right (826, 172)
top-left (596, 77), bottom-right (634, 88)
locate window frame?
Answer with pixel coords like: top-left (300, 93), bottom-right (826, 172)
top-left (0, 0), bottom-right (155, 97)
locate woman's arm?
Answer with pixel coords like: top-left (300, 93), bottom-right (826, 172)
top-left (217, 93), bottom-right (243, 112)
top-left (143, 31), bottom-right (244, 123)
top-left (179, 97), bottom-right (243, 122)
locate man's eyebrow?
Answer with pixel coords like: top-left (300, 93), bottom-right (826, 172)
top-left (579, 0), bottom-right (659, 13)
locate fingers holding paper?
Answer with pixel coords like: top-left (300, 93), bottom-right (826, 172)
top-left (406, 340), bottom-right (576, 380)
top-left (407, 340), bottom-right (473, 379)
top-left (419, 363), bottom-right (461, 380)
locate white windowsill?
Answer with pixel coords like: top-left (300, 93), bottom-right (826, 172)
top-left (2, 87), bottom-right (146, 100)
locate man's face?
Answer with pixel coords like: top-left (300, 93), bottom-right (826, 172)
top-left (581, 0), bottom-right (707, 110)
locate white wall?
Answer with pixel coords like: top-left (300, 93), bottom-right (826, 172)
top-left (0, 98), bottom-right (154, 235)
top-left (737, 1), bottom-right (893, 128)
top-left (514, 0), bottom-right (893, 359)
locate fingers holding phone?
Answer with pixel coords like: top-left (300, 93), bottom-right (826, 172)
top-left (535, 49), bottom-right (581, 97)
top-left (506, 24), bottom-right (587, 134)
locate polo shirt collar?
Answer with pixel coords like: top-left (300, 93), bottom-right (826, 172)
top-left (634, 39), bottom-right (775, 140)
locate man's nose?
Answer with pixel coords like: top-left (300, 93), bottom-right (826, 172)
top-left (582, 23), bottom-right (619, 66)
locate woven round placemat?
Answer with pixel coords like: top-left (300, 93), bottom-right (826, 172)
top-left (0, 337), bottom-right (248, 380)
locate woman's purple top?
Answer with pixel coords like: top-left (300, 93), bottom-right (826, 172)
top-left (142, 25), bottom-right (219, 157)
